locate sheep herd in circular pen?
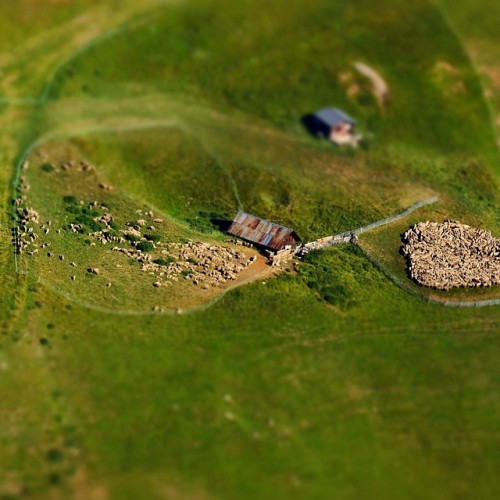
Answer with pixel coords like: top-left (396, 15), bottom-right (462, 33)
top-left (402, 220), bottom-right (500, 291)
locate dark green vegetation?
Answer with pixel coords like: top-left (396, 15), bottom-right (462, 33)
top-left (0, 0), bottom-right (499, 499)
top-left (297, 246), bottom-right (375, 309)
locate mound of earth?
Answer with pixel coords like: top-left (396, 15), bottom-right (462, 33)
top-left (402, 220), bottom-right (500, 290)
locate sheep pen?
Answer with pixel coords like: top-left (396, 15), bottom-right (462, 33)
top-left (402, 220), bottom-right (500, 290)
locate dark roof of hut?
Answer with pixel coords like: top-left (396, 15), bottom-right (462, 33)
top-left (315, 107), bottom-right (356, 128)
top-left (227, 211), bottom-right (299, 251)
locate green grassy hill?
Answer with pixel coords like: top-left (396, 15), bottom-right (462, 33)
top-left (0, 0), bottom-right (499, 499)
top-left (47, 0), bottom-right (497, 158)
top-left (434, 0), bottom-right (500, 150)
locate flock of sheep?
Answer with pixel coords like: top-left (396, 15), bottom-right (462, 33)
top-left (90, 210), bottom-right (256, 289)
top-left (13, 156), bottom-right (255, 295)
top-left (138, 241), bottom-right (255, 289)
top-left (402, 220), bottom-right (500, 290)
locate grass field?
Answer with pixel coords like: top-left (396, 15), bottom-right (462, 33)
top-left (46, 0), bottom-right (499, 159)
top-left (0, 0), bottom-right (499, 499)
top-left (434, 0), bottom-right (500, 148)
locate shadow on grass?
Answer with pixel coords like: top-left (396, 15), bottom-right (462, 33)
top-left (210, 217), bottom-right (231, 233)
top-left (301, 113), bottom-right (329, 139)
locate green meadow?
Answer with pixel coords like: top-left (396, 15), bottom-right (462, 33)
top-left (0, 0), bottom-right (499, 499)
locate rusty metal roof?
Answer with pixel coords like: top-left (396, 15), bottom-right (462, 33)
top-left (227, 211), bottom-right (299, 251)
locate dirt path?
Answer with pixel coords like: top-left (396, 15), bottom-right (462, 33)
top-left (28, 253), bottom-right (278, 317)
top-left (353, 61), bottom-right (389, 109)
top-left (0, 0), bottom-right (185, 328)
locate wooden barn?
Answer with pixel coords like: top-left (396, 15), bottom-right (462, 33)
top-left (227, 211), bottom-right (300, 264)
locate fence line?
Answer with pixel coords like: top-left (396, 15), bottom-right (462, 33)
top-left (352, 196), bottom-right (439, 235)
top-left (358, 246), bottom-right (500, 308)
top-left (296, 196), bottom-right (499, 308)
top-left (298, 196), bottom-right (439, 255)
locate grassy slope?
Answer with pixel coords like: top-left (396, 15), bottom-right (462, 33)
top-left (43, 0), bottom-right (499, 229)
top-left (48, 0), bottom-right (497, 157)
top-left (1, 0), bottom-right (499, 499)
top-left (12, 254), bottom-right (500, 499)
top-left (71, 127), bottom-right (238, 224)
top-left (434, 0), bottom-right (500, 145)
